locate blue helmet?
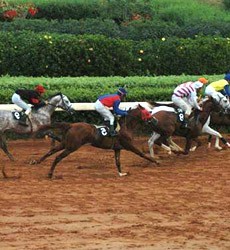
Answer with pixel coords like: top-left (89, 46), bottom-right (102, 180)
top-left (224, 73), bottom-right (230, 81)
top-left (117, 87), bottom-right (128, 95)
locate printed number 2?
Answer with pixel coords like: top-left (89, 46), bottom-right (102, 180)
top-left (14, 112), bottom-right (21, 120)
top-left (179, 113), bottom-right (184, 122)
top-left (100, 127), bottom-right (108, 136)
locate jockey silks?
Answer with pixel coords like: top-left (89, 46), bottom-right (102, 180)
top-left (15, 89), bottom-right (46, 109)
top-left (98, 93), bottom-right (127, 116)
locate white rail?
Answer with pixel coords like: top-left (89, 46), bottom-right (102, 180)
top-left (0, 102), bottom-right (171, 111)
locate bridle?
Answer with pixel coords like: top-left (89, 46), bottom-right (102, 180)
top-left (212, 95), bottom-right (230, 113)
top-left (47, 93), bottom-right (73, 114)
top-left (125, 105), bottom-right (153, 123)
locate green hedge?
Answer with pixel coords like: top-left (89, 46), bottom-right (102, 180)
top-left (0, 75), bottom-right (223, 104)
top-left (0, 74), bottom-right (225, 125)
top-left (0, 31), bottom-right (229, 77)
top-left (1, 18), bottom-right (230, 41)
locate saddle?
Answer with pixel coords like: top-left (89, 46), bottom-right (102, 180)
top-left (95, 119), bottom-right (120, 137)
top-left (12, 110), bottom-right (29, 127)
top-left (175, 107), bottom-right (186, 124)
top-left (95, 125), bottom-right (110, 137)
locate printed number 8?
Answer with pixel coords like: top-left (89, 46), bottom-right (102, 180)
top-left (179, 113), bottom-right (184, 122)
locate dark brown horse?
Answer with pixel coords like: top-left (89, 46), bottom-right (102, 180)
top-left (33, 104), bottom-right (158, 178)
top-left (148, 97), bottom-right (229, 156)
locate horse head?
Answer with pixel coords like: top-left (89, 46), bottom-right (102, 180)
top-left (211, 93), bottom-right (230, 112)
top-left (48, 93), bottom-right (75, 115)
top-left (122, 104), bottom-right (153, 128)
top-left (127, 104), bottom-right (152, 121)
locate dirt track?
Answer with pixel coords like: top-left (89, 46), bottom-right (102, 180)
top-left (0, 136), bottom-right (230, 250)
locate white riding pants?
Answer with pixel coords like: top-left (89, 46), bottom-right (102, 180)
top-left (205, 85), bottom-right (225, 100)
top-left (94, 100), bottom-right (114, 125)
top-left (172, 94), bottom-right (192, 116)
top-left (12, 93), bottom-right (31, 115)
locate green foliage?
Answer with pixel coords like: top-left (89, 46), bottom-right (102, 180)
top-left (2, 18), bottom-right (230, 40)
top-left (0, 31), bottom-right (230, 77)
top-left (223, 0), bottom-right (230, 9)
top-left (0, 74), bottom-right (222, 104)
top-left (0, 74), bottom-right (224, 125)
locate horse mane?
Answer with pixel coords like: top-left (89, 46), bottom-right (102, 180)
top-left (148, 101), bottom-right (175, 108)
top-left (47, 92), bottom-right (63, 100)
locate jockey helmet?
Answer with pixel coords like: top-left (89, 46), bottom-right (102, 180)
top-left (198, 77), bottom-right (208, 84)
top-left (224, 73), bottom-right (230, 81)
top-left (117, 87), bottom-right (128, 96)
top-left (193, 81), bottom-right (203, 89)
top-left (35, 84), bottom-right (46, 94)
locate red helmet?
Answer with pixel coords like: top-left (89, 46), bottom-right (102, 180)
top-left (35, 84), bottom-right (45, 93)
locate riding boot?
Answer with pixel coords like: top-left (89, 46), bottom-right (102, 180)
top-left (19, 114), bottom-right (28, 127)
top-left (181, 114), bottom-right (189, 129)
top-left (194, 109), bottom-right (200, 124)
top-left (109, 125), bottom-right (117, 137)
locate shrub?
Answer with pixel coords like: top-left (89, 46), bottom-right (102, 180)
top-left (0, 31), bottom-right (230, 77)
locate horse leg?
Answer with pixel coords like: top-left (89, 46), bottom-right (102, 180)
top-left (0, 134), bottom-right (14, 161)
top-left (184, 137), bottom-right (193, 154)
top-left (121, 139), bottom-right (159, 165)
top-left (208, 135), bottom-right (212, 148)
top-left (114, 149), bottom-right (128, 176)
top-left (167, 137), bottom-right (184, 152)
top-left (201, 115), bottom-right (229, 150)
top-left (148, 132), bottom-right (161, 158)
top-left (202, 124), bottom-right (228, 150)
top-left (161, 143), bottom-right (172, 155)
top-left (190, 138), bottom-right (202, 152)
top-left (48, 149), bottom-right (73, 178)
top-left (31, 143), bottom-right (65, 165)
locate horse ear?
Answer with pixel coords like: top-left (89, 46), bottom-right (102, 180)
top-left (138, 104), bottom-right (144, 109)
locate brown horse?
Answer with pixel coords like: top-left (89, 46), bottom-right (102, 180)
top-left (148, 97), bottom-right (229, 156)
top-left (33, 104), bottom-right (158, 178)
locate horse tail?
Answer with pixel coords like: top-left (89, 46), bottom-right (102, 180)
top-left (35, 122), bottom-right (72, 138)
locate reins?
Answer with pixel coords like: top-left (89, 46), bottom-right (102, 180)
top-left (121, 106), bottom-right (152, 128)
top-left (46, 93), bottom-right (73, 114)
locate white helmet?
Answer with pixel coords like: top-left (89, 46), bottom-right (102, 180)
top-left (193, 81), bottom-right (203, 89)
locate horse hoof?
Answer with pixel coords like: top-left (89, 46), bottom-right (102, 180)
top-left (155, 161), bottom-right (160, 166)
top-left (190, 146), bottom-right (197, 152)
top-left (118, 172), bottom-right (128, 177)
top-left (29, 159), bottom-right (39, 165)
top-left (47, 173), bottom-right (53, 179)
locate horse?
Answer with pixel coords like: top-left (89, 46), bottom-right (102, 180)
top-left (32, 104), bottom-right (159, 178)
top-left (0, 92), bottom-right (74, 162)
top-left (207, 111), bottom-right (230, 149)
top-left (147, 96), bottom-right (230, 158)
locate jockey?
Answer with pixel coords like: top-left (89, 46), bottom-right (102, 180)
top-left (94, 87), bottom-right (128, 136)
top-left (11, 84), bottom-right (46, 126)
top-left (204, 73), bottom-right (230, 100)
top-left (171, 77), bottom-right (208, 128)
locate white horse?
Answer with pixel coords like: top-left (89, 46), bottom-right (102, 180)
top-left (148, 96), bottom-right (230, 158)
top-left (0, 92), bottom-right (74, 161)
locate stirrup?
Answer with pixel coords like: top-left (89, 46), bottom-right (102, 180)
top-left (110, 131), bottom-right (117, 137)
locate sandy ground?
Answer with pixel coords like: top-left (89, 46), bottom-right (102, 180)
top-left (0, 135), bottom-right (229, 250)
